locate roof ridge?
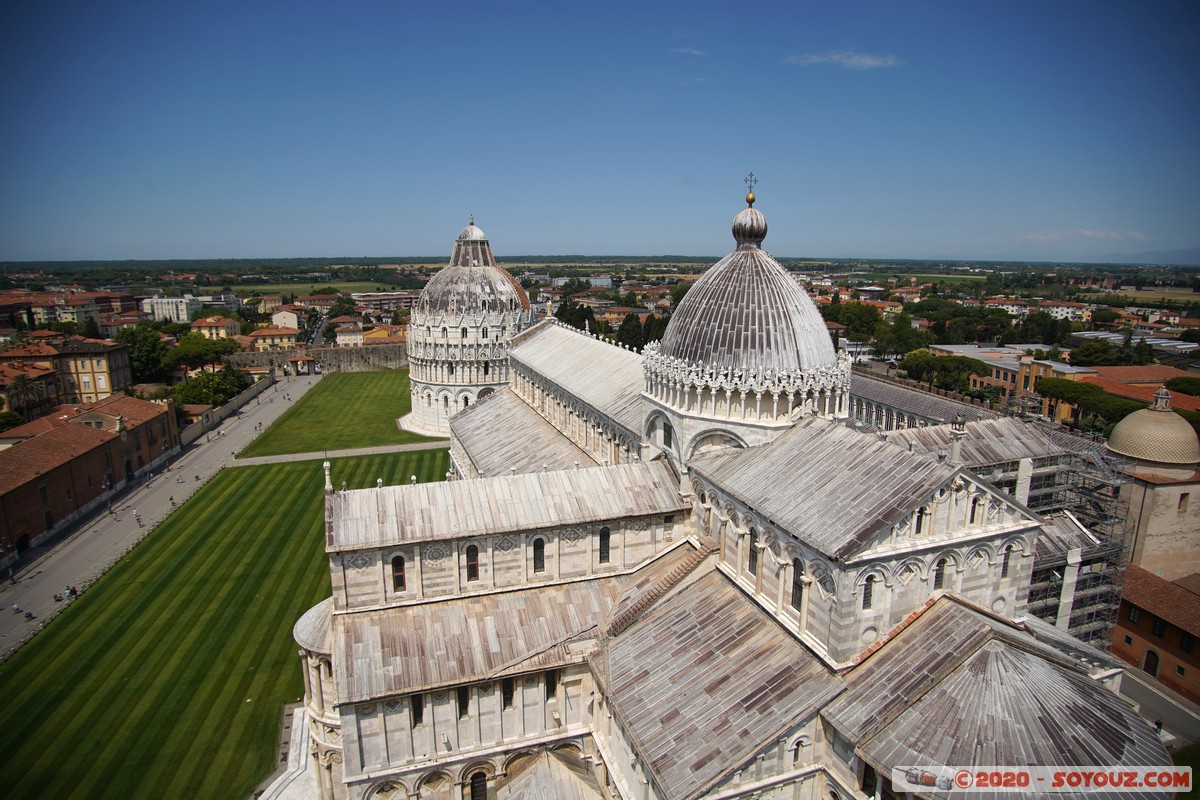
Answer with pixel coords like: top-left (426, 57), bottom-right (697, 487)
top-left (605, 538), bottom-right (717, 637)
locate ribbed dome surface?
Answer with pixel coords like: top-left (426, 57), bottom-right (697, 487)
top-left (1107, 406), bottom-right (1200, 465)
top-left (418, 221), bottom-right (530, 314)
top-left (658, 206), bottom-right (835, 374)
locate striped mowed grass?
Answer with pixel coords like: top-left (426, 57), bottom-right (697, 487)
top-left (241, 370), bottom-right (442, 459)
top-left (0, 449), bottom-right (448, 800)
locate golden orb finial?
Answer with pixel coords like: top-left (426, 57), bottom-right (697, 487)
top-left (746, 191), bottom-right (756, 207)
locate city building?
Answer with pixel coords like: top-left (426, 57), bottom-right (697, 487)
top-left (402, 220), bottom-right (535, 436)
top-left (0, 393), bottom-right (179, 567)
top-left (190, 316), bottom-right (241, 340)
top-left (291, 193), bottom-right (1171, 800)
top-left (0, 334), bottom-right (132, 405)
top-left (247, 325), bottom-right (300, 351)
top-left (1112, 565), bottom-right (1200, 703)
top-left (141, 295), bottom-right (203, 323)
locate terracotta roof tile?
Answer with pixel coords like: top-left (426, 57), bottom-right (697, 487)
top-left (0, 424), bottom-right (116, 495)
top-left (1123, 564), bottom-right (1200, 637)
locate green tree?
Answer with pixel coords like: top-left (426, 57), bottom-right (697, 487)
top-left (115, 326), bottom-right (172, 383)
top-left (838, 303), bottom-right (883, 343)
top-left (1165, 377), bottom-right (1200, 397)
top-left (669, 282), bottom-right (691, 309)
top-left (171, 365), bottom-right (251, 406)
top-left (1068, 340), bottom-right (1120, 367)
top-left (616, 313), bottom-right (645, 351)
top-left (5, 374), bottom-right (42, 418)
top-left (1091, 308), bottom-right (1122, 325)
top-left (82, 317), bottom-right (102, 339)
top-left (0, 410), bottom-right (26, 432)
top-left (166, 334), bottom-right (241, 375)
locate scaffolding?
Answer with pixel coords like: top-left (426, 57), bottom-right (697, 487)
top-left (1025, 431), bottom-right (1133, 648)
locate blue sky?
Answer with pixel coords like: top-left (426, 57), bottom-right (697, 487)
top-left (1, 0), bottom-right (1197, 263)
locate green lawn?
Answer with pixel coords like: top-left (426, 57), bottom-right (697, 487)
top-left (241, 370), bottom-right (443, 458)
top-left (0, 450), bottom-right (449, 800)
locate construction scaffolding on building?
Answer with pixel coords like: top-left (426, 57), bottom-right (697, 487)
top-left (1025, 428), bottom-right (1133, 648)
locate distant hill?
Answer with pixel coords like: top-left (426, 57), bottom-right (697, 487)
top-left (1094, 246), bottom-right (1200, 266)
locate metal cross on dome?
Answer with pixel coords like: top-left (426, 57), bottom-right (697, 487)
top-left (744, 172), bottom-right (758, 192)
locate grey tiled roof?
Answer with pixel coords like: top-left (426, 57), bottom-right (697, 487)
top-left (595, 569), bottom-right (841, 800)
top-left (691, 417), bottom-right (955, 560)
top-left (509, 320), bottom-right (644, 434)
top-left (326, 460), bottom-right (686, 551)
top-left (885, 417), bottom-right (1067, 467)
top-left (825, 598), bottom-right (1169, 796)
top-left (850, 373), bottom-right (998, 424)
top-left (449, 387), bottom-right (597, 477)
top-left (334, 577), bottom-right (623, 702)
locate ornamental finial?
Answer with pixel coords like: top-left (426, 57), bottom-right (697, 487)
top-left (469, 214), bottom-right (475, 225)
top-left (744, 172), bottom-right (758, 206)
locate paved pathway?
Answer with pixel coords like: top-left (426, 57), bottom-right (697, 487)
top-left (233, 439), bottom-right (447, 468)
top-left (0, 373), bottom-right (324, 658)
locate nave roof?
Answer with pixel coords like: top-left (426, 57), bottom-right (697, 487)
top-left (448, 387), bottom-right (597, 477)
top-left (508, 320), bottom-right (644, 435)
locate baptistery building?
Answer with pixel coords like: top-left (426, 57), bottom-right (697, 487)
top-left (402, 220), bottom-right (534, 436)
top-left (291, 189), bottom-right (1172, 800)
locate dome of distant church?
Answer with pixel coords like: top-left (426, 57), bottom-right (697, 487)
top-left (417, 220), bottom-right (530, 315)
top-left (657, 195), bottom-right (836, 375)
top-left (1106, 389), bottom-right (1200, 466)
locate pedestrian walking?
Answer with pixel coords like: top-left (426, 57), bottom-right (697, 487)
top-left (1155, 719), bottom-right (1164, 735)
top-left (11, 602), bottom-right (20, 613)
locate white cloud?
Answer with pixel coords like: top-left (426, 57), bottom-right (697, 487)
top-left (671, 47), bottom-right (704, 57)
top-left (1018, 229), bottom-right (1150, 242)
top-left (1076, 229), bottom-right (1149, 240)
top-left (785, 49), bottom-right (904, 69)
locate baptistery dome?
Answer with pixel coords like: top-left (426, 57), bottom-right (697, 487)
top-left (656, 197), bottom-right (836, 375)
top-left (403, 219), bottom-right (535, 436)
top-left (417, 221), bottom-right (531, 315)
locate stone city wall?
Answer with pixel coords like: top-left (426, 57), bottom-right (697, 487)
top-left (227, 343), bottom-right (408, 374)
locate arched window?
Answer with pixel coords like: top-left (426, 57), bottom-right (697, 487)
top-left (470, 771), bottom-right (488, 800)
top-left (790, 559), bottom-right (804, 611)
top-left (663, 421), bottom-right (674, 449)
top-left (466, 545), bottom-right (479, 582)
top-left (599, 527), bottom-right (611, 564)
top-left (483, 363), bottom-right (490, 377)
top-left (532, 538), bottom-right (546, 573)
top-left (747, 529), bottom-right (759, 578)
top-left (443, 396), bottom-right (449, 411)
top-left (1000, 545), bottom-right (1013, 578)
top-left (862, 575), bottom-right (875, 610)
top-left (461, 327), bottom-right (468, 339)
top-left (391, 556), bottom-right (406, 592)
top-left (448, 364), bottom-right (455, 375)
top-left (969, 496), bottom-right (981, 524)
top-left (933, 558), bottom-right (947, 590)
top-left (482, 326), bottom-right (489, 339)
top-left (915, 507), bottom-right (927, 535)
top-left (441, 327), bottom-right (448, 339)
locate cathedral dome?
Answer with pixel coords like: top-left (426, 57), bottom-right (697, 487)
top-left (418, 219), bottom-right (530, 314)
top-left (657, 195), bottom-right (836, 375)
top-left (1106, 389), bottom-right (1200, 466)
